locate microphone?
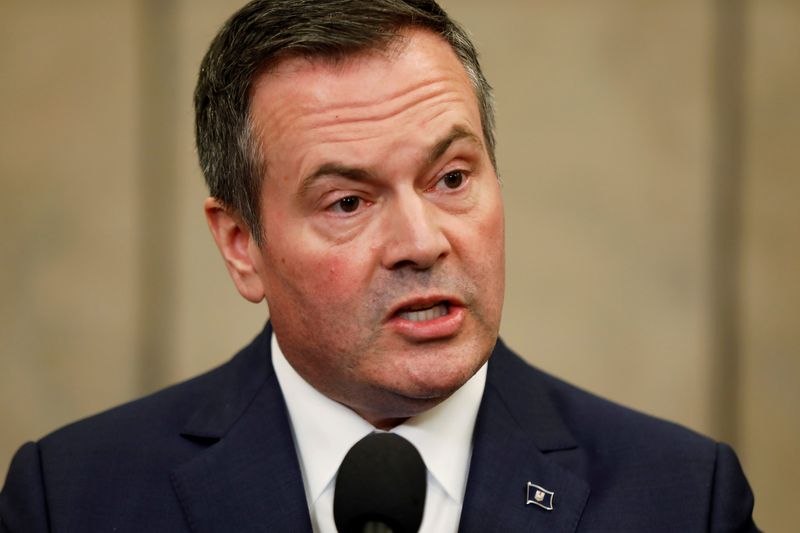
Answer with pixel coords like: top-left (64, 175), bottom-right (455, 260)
top-left (333, 432), bottom-right (427, 533)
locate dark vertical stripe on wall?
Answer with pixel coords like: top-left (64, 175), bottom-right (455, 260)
top-left (710, 0), bottom-right (746, 446)
top-left (137, 0), bottom-right (179, 393)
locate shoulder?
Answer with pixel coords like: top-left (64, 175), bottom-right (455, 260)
top-left (40, 358), bottom-right (228, 456)
top-left (484, 339), bottom-right (758, 531)
top-left (489, 338), bottom-right (714, 454)
top-left (543, 364), bottom-right (714, 453)
top-left (38, 326), bottom-right (271, 459)
top-left (1, 327), bottom-right (274, 531)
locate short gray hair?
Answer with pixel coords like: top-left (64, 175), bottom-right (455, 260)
top-left (195, 0), bottom-right (495, 245)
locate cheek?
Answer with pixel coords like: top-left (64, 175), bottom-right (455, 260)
top-left (317, 255), bottom-right (349, 290)
top-left (466, 192), bottom-right (506, 310)
top-left (487, 200), bottom-right (506, 281)
top-left (297, 251), bottom-right (370, 306)
top-left (468, 190), bottom-right (505, 261)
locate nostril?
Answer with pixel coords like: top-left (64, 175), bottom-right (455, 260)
top-left (387, 247), bottom-right (448, 271)
top-left (390, 259), bottom-right (419, 271)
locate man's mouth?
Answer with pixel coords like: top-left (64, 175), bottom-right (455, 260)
top-left (397, 302), bottom-right (450, 322)
top-left (387, 297), bottom-right (465, 340)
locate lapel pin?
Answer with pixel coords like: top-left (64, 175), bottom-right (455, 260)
top-left (526, 482), bottom-right (555, 511)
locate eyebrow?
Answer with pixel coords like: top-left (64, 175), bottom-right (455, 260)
top-left (299, 124), bottom-right (484, 196)
top-left (428, 125), bottom-right (482, 165)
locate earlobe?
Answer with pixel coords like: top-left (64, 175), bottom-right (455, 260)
top-left (203, 197), bottom-right (266, 303)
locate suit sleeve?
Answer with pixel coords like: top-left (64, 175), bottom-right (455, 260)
top-left (0, 442), bottom-right (51, 533)
top-left (709, 442), bottom-right (760, 533)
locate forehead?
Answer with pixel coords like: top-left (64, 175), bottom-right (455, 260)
top-left (248, 29), bottom-right (482, 166)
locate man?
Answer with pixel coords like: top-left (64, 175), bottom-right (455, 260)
top-left (1, 1), bottom-right (757, 531)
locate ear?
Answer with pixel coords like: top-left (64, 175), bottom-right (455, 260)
top-left (204, 197), bottom-right (265, 303)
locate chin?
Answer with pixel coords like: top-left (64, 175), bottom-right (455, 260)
top-left (353, 362), bottom-right (479, 427)
top-left (400, 359), bottom-right (479, 399)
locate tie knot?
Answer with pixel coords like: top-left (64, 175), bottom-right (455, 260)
top-left (333, 432), bottom-right (427, 533)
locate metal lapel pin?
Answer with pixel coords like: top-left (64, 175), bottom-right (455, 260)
top-left (526, 482), bottom-right (555, 511)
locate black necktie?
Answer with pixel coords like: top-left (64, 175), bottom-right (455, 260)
top-left (333, 432), bottom-right (427, 533)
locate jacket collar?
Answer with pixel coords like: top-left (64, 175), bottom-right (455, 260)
top-left (458, 339), bottom-right (590, 532)
top-left (171, 322), bottom-right (313, 533)
top-left (178, 324), bottom-right (272, 441)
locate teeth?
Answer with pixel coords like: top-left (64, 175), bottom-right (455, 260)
top-left (399, 303), bottom-right (448, 322)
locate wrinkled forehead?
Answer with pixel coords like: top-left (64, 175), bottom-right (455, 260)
top-left (248, 28), bottom-right (474, 113)
top-left (248, 29), bottom-right (476, 129)
top-left (247, 29), bottom-right (481, 165)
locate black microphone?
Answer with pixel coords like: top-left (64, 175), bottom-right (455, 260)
top-left (333, 432), bottom-right (427, 533)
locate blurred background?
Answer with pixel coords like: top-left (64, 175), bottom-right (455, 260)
top-left (1, 0), bottom-right (797, 529)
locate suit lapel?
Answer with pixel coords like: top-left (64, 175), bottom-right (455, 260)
top-left (459, 341), bottom-right (590, 533)
top-left (170, 324), bottom-right (312, 533)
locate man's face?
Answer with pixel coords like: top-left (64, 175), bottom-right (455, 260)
top-left (249, 29), bottom-right (504, 426)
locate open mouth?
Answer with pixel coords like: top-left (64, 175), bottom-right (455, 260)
top-left (396, 301), bottom-right (450, 322)
top-left (387, 297), bottom-right (464, 339)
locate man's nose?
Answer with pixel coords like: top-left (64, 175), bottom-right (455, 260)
top-left (380, 193), bottom-right (451, 270)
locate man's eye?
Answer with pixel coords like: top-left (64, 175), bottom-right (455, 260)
top-left (333, 196), bottom-right (361, 213)
top-left (439, 170), bottom-right (466, 190)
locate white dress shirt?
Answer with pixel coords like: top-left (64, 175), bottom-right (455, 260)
top-left (271, 333), bottom-right (487, 533)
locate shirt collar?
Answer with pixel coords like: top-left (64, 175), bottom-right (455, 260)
top-left (271, 332), bottom-right (487, 505)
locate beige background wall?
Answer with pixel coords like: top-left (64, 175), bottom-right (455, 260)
top-left (1, 1), bottom-right (797, 530)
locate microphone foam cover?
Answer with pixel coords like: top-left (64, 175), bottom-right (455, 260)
top-left (333, 432), bottom-right (426, 533)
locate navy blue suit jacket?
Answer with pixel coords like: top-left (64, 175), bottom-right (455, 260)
top-left (1, 323), bottom-right (758, 531)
